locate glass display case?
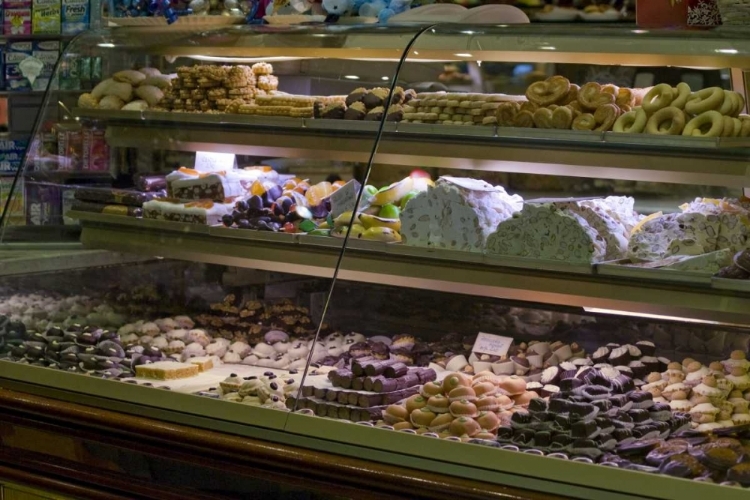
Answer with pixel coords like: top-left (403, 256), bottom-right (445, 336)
top-left (3, 23), bottom-right (750, 499)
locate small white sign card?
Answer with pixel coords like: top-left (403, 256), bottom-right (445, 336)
top-left (329, 179), bottom-right (361, 218)
top-left (194, 151), bottom-right (237, 172)
top-left (472, 332), bottom-right (514, 358)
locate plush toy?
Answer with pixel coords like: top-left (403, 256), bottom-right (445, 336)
top-left (356, 0), bottom-right (410, 21)
top-left (322, 0), bottom-right (352, 21)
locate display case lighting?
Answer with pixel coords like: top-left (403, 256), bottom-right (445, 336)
top-left (716, 49), bottom-right (739, 55)
top-left (381, 76), bottom-right (390, 80)
top-left (97, 43), bottom-right (116, 48)
top-left (454, 53), bottom-right (473, 57)
top-left (188, 55), bottom-right (308, 63)
top-left (540, 46), bottom-right (556, 51)
top-left (583, 308), bottom-right (748, 328)
top-left (344, 75), bottom-right (360, 80)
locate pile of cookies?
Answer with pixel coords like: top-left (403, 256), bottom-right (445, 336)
top-left (312, 86), bottom-right (414, 122)
top-left (159, 63), bottom-right (277, 113)
top-left (401, 92), bottom-right (524, 126)
top-left (237, 94), bottom-right (344, 119)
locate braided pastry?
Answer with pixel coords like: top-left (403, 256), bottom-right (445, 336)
top-left (525, 76), bottom-right (571, 107)
top-left (578, 82), bottom-right (616, 110)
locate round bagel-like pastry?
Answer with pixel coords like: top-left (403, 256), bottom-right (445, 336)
top-left (683, 110), bottom-right (724, 137)
top-left (740, 116), bottom-right (750, 137)
top-left (722, 115), bottom-right (736, 137)
top-left (685, 87), bottom-right (725, 115)
top-left (572, 112), bottom-right (596, 131)
top-left (449, 416), bottom-right (481, 437)
top-left (613, 107), bottom-right (647, 133)
top-left (525, 76), bottom-right (571, 107)
top-left (671, 82), bottom-right (692, 110)
top-left (719, 90), bottom-right (737, 116)
top-left (642, 84), bottom-right (675, 114)
top-left (645, 107), bottom-right (686, 135)
top-left (551, 105), bottom-right (575, 129)
top-left (734, 92), bottom-right (746, 116)
top-left (449, 399), bottom-right (479, 418)
top-left (496, 101), bottom-right (520, 126)
top-left (593, 103), bottom-right (620, 131)
top-left (513, 110), bottom-right (535, 128)
top-left (532, 107), bottom-right (555, 129)
top-left (578, 82), bottom-right (616, 110)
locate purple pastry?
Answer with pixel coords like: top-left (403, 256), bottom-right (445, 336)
top-left (264, 330), bottom-right (289, 344)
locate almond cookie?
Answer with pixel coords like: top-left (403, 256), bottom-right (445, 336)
top-left (257, 75), bottom-right (278, 91)
top-left (223, 78), bottom-right (253, 89)
top-left (207, 87), bottom-right (227, 100)
top-left (190, 89), bottom-right (206, 100)
top-left (176, 66), bottom-right (196, 79)
top-left (198, 77), bottom-right (221, 88)
top-left (180, 78), bottom-right (197, 89)
top-left (228, 87), bottom-right (254, 97)
top-left (252, 62), bottom-right (273, 75)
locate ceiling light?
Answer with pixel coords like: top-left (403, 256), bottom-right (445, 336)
top-left (344, 75), bottom-right (360, 80)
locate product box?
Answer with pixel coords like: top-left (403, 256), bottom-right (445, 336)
top-left (61, 0), bottom-right (88, 34)
top-left (32, 40), bottom-right (60, 90)
top-left (0, 138), bottom-right (29, 174)
top-left (82, 125), bottom-right (109, 171)
top-left (5, 40), bottom-right (59, 91)
top-left (0, 177), bottom-right (25, 226)
top-left (636, 0), bottom-right (721, 27)
top-left (5, 43), bottom-right (33, 91)
top-left (25, 181), bottom-right (61, 225)
top-left (4, 8), bottom-right (32, 36)
top-left (57, 122), bottom-right (83, 170)
top-left (32, 0), bottom-right (61, 34)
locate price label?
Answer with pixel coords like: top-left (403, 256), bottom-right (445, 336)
top-left (472, 332), bottom-right (514, 358)
top-left (194, 151), bottom-right (237, 172)
top-left (329, 179), bottom-right (361, 218)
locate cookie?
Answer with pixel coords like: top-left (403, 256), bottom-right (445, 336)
top-left (252, 62), bottom-right (273, 75)
top-left (257, 75), bottom-right (278, 91)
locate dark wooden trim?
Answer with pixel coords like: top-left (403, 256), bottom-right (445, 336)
top-left (0, 389), bottom-right (568, 500)
top-left (0, 464), bottom-right (136, 500)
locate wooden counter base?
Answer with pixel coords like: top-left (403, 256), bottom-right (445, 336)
top-left (0, 389), bottom-right (567, 500)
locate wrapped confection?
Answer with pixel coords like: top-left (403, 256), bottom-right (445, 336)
top-left (401, 176), bottom-right (522, 252)
top-left (142, 199), bottom-right (235, 225)
top-left (166, 166), bottom-right (278, 201)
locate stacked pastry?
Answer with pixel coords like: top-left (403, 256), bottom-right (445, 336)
top-left (320, 86), bottom-right (414, 122)
top-left (380, 371), bottom-right (534, 437)
top-left (402, 92), bottom-right (523, 126)
top-left (161, 63), bottom-right (273, 113)
top-left (645, 351), bottom-right (750, 432)
top-left (289, 360), bottom-right (438, 422)
top-left (218, 372), bottom-right (298, 411)
top-left (0, 293), bottom-right (127, 333)
top-left (613, 83), bottom-right (750, 138)
top-left (237, 94), bottom-right (344, 119)
top-left (77, 68), bottom-right (172, 111)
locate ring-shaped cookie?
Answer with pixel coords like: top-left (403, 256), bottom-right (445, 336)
top-left (719, 90), bottom-right (736, 116)
top-left (732, 117), bottom-right (743, 137)
top-left (741, 118), bottom-right (750, 137)
top-left (525, 76), bottom-right (571, 107)
top-left (645, 107), bottom-right (685, 135)
top-left (682, 110), bottom-right (724, 137)
top-left (671, 82), bottom-right (692, 110)
top-left (642, 84), bottom-right (675, 114)
top-left (722, 115), bottom-right (736, 137)
top-left (735, 93), bottom-right (746, 117)
top-left (685, 87), bottom-right (724, 116)
top-left (613, 107), bottom-right (647, 133)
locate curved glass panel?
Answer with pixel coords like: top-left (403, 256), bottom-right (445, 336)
top-left (0, 25), bottom-right (423, 434)
top-left (320, 24), bottom-right (750, 497)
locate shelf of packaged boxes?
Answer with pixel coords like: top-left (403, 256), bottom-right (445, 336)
top-left (72, 211), bottom-right (750, 325)
top-left (75, 108), bottom-right (750, 187)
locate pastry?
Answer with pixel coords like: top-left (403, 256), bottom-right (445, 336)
top-left (135, 361), bottom-right (199, 380)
